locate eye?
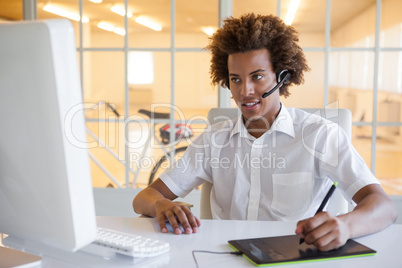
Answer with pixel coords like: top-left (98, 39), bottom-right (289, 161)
top-left (253, 74), bottom-right (263, 80)
top-left (230, 77), bottom-right (240, 83)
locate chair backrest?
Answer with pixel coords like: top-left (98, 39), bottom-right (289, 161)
top-left (200, 107), bottom-right (352, 219)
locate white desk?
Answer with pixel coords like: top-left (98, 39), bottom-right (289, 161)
top-left (2, 217), bottom-right (402, 268)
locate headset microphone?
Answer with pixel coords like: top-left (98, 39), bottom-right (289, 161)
top-left (262, 70), bottom-right (291, 98)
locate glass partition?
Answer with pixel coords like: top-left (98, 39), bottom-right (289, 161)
top-left (5, 0), bottom-right (400, 194)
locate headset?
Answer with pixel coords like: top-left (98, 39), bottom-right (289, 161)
top-left (225, 69), bottom-right (291, 98)
top-left (262, 69), bottom-right (291, 98)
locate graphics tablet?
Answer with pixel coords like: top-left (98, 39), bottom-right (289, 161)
top-left (228, 235), bottom-right (376, 266)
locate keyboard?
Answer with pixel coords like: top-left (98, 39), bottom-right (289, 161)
top-left (83, 228), bottom-right (170, 258)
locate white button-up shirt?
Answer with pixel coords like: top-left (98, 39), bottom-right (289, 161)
top-left (160, 104), bottom-right (379, 221)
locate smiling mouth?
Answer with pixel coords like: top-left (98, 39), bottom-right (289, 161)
top-left (242, 101), bottom-right (260, 109)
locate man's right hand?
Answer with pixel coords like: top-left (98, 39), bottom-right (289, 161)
top-left (155, 199), bottom-right (201, 234)
top-left (132, 178), bottom-right (201, 234)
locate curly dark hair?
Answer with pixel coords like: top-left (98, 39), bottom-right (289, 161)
top-left (206, 13), bottom-right (310, 97)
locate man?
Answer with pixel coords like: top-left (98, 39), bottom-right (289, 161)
top-left (133, 13), bottom-right (397, 251)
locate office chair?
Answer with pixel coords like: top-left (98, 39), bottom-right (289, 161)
top-left (200, 107), bottom-right (352, 219)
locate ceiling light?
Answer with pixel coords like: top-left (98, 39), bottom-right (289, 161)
top-left (43, 4), bottom-right (89, 23)
top-left (284, 0), bottom-right (301, 25)
top-left (111, 6), bottom-right (133, 18)
top-left (89, 0), bottom-right (102, 3)
top-left (97, 22), bottom-right (126, 36)
top-left (135, 16), bottom-right (162, 31)
top-left (113, 27), bottom-right (126, 36)
top-left (97, 21), bottom-right (115, 32)
top-left (201, 26), bottom-right (217, 36)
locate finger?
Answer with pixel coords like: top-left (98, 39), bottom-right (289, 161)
top-left (315, 220), bottom-right (346, 251)
top-left (181, 207), bottom-right (200, 233)
top-left (193, 217), bottom-right (201, 232)
top-left (157, 215), bottom-right (168, 233)
top-left (304, 215), bottom-right (341, 246)
top-left (165, 210), bottom-right (183, 235)
top-left (314, 230), bottom-right (344, 251)
top-left (174, 206), bottom-right (194, 234)
top-left (295, 219), bottom-right (308, 235)
top-left (303, 212), bottom-right (331, 235)
top-left (303, 221), bottom-right (332, 245)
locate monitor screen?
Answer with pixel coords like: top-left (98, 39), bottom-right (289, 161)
top-left (0, 19), bottom-right (97, 251)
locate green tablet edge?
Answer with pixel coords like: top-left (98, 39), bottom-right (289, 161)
top-left (228, 243), bottom-right (376, 267)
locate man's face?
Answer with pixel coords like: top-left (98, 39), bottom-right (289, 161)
top-left (227, 48), bottom-right (280, 125)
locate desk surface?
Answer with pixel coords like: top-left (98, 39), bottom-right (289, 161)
top-left (3, 217), bottom-right (402, 268)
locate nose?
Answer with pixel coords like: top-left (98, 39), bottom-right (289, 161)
top-left (240, 79), bottom-right (255, 97)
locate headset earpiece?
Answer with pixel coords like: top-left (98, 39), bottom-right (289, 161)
top-left (261, 69), bottom-right (291, 98)
top-left (277, 69), bottom-right (290, 84)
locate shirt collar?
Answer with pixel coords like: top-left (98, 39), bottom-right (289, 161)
top-left (230, 103), bottom-right (295, 139)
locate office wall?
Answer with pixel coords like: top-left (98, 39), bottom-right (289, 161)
top-left (330, 0), bottom-right (402, 127)
top-left (72, 0), bottom-right (402, 114)
top-left (82, 31), bottom-right (216, 111)
top-left (332, 0), bottom-right (402, 46)
top-left (78, 28), bottom-right (327, 111)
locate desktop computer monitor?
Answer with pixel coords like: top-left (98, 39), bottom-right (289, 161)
top-left (0, 19), bottom-right (97, 252)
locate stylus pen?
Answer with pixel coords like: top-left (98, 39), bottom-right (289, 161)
top-left (299, 182), bottom-right (338, 245)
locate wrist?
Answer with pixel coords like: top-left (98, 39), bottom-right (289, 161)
top-left (337, 213), bottom-right (355, 239)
